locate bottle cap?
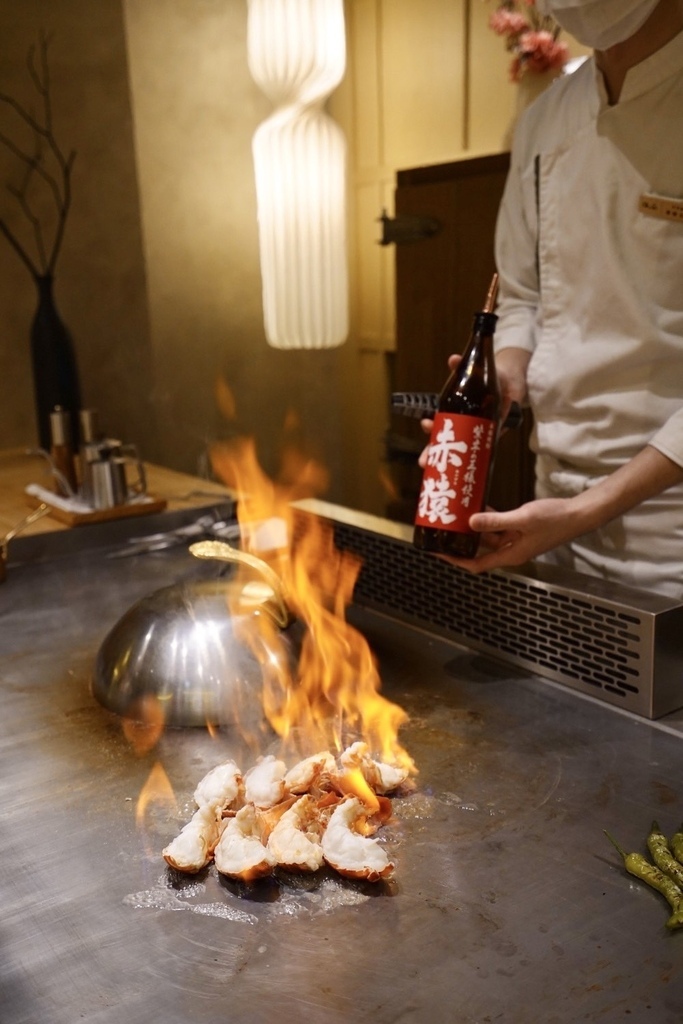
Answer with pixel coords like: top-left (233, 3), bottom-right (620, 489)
top-left (79, 408), bottom-right (100, 444)
top-left (49, 406), bottom-right (71, 447)
top-left (482, 273), bottom-right (499, 314)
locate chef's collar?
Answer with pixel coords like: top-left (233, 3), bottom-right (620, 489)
top-left (594, 26), bottom-right (683, 107)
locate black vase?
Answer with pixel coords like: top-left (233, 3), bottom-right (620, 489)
top-left (30, 274), bottom-right (82, 450)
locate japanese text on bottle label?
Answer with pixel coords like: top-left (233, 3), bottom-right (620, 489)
top-left (415, 413), bottom-right (496, 533)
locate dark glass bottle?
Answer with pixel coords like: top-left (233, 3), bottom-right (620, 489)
top-left (413, 275), bottom-right (501, 558)
top-left (30, 274), bottom-right (82, 451)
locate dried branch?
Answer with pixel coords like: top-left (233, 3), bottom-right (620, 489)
top-left (0, 104), bottom-right (64, 208)
top-left (0, 127), bottom-right (42, 274)
top-left (0, 218), bottom-right (37, 275)
top-left (0, 32), bottom-right (76, 278)
top-left (48, 148), bottom-right (74, 275)
top-left (9, 186), bottom-right (48, 270)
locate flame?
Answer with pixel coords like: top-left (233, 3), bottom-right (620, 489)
top-left (135, 761), bottom-right (177, 830)
top-left (215, 375), bottom-right (238, 421)
top-left (337, 767), bottom-right (380, 814)
top-left (121, 696), bottom-right (166, 755)
top-left (210, 423), bottom-right (416, 775)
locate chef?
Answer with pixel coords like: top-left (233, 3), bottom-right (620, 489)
top-left (445, 0), bottom-right (683, 598)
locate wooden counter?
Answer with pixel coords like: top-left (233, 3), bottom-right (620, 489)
top-left (0, 447), bottom-right (233, 542)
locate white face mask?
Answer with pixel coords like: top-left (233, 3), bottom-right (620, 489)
top-left (536, 0), bottom-right (660, 50)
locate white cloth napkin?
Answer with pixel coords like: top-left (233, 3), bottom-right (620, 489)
top-left (25, 483), bottom-right (93, 514)
top-left (24, 483), bottom-right (154, 514)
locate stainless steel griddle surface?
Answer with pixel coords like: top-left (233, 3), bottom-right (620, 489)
top-left (2, 540), bottom-right (683, 1024)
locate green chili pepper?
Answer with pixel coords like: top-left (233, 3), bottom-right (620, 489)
top-left (666, 906), bottom-right (683, 931)
top-left (671, 823), bottom-right (683, 866)
top-left (603, 830), bottom-right (683, 927)
top-left (647, 820), bottom-right (683, 890)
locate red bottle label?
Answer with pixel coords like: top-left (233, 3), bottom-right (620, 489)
top-left (415, 412), bottom-right (496, 533)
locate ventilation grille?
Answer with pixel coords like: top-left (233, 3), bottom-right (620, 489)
top-left (300, 513), bottom-right (681, 720)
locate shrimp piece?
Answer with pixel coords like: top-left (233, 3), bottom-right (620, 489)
top-left (163, 806), bottom-right (221, 874)
top-left (321, 796), bottom-right (395, 882)
top-left (340, 741), bottom-right (411, 795)
top-left (267, 795), bottom-right (325, 872)
top-left (193, 759), bottom-right (243, 816)
top-left (214, 804), bottom-right (276, 881)
top-left (255, 795), bottom-right (297, 842)
top-left (284, 751), bottom-right (337, 794)
top-left (244, 754), bottom-right (287, 809)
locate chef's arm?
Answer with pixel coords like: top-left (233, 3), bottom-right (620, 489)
top-left (446, 445), bottom-right (683, 574)
top-left (495, 346), bottom-right (530, 416)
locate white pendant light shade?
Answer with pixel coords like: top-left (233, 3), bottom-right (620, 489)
top-left (247, 0), bottom-right (349, 350)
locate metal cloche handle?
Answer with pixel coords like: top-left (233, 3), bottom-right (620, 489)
top-left (189, 539), bottom-right (291, 629)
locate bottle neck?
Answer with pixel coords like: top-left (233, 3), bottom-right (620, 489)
top-left (471, 311), bottom-right (497, 337)
top-left (461, 311), bottom-right (497, 369)
top-left (35, 273), bottom-right (54, 294)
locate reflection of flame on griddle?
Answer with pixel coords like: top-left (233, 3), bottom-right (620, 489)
top-left (122, 695), bottom-right (165, 755)
top-left (135, 761), bottom-right (177, 834)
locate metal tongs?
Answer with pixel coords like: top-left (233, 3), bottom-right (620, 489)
top-left (189, 539), bottom-right (293, 629)
top-left (391, 392), bottom-right (524, 429)
top-left (0, 503), bottom-right (50, 583)
top-left (106, 513), bottom-right (240, 558)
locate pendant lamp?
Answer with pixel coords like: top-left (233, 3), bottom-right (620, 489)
top-left (247, 0), bottom-right (349, 349)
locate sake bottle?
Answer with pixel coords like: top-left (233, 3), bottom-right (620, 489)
top-left (413, 273), bottom-right (502, 558)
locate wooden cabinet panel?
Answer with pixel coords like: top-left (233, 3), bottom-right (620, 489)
top-left (387, 153), bottom-right (535, 522)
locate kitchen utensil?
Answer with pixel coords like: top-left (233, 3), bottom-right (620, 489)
top-left (106, 515), bottom-right (241, 558)
top-left (92, 542), bottom-right (297, 727)
top-left (0, 502), bottom-right (50, 583)
top-left (391, 392), bottom-right (523, 428)
top-left (26, 446), bottom-right (77, 498)
top-left (81, 439), bottom-right (147, 509)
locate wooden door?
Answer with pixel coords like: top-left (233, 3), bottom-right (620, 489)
top-left (386, 152), bottom-right (535, 522)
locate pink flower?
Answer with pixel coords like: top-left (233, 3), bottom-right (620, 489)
top-left (488, 10), bottom-right (529, 36)
top-left (488, 1), bottom-right (567, 80)
top-left (518, 30), bottom-right (569, 74)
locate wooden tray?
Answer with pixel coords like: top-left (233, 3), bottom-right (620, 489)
top-left (26, 492), bottom-right (167, 527)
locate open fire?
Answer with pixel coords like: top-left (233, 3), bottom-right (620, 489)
top-left (209, 426), bottom-right (415, 771)
top-left (134, 396), bottom-right (416, 881)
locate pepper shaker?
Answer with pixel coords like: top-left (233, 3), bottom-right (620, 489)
top-left (49, 406), bottom-right (78, 496)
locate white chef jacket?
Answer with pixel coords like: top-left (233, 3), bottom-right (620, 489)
top-left (494, 29), bottom-right (683, 598)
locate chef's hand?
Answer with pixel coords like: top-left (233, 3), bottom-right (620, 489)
top-left (439, 498), bottom-right (577, 573)
top-left (443, 445), bottom-right (683, 574)
top-left (418, 347), bottom-right (530, 467)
